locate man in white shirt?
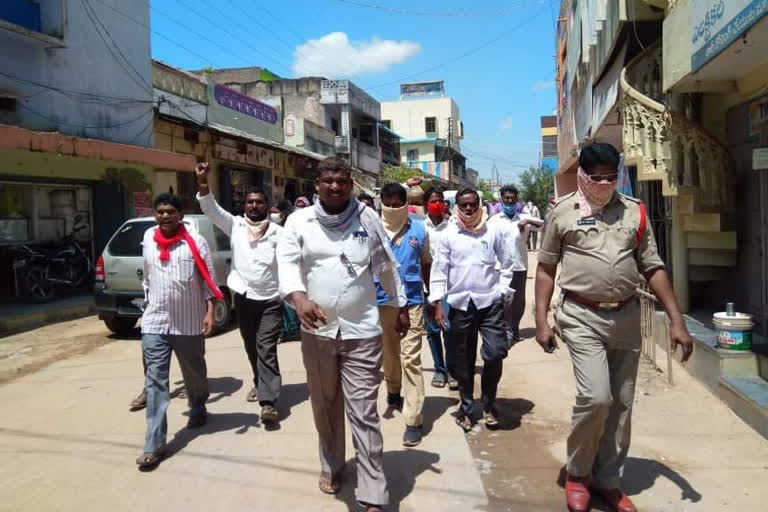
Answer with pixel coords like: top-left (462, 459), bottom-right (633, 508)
top-left (524, 200), bottom-right (542, 249)
top-left (195, 162), bottom-right (282, 424)
top-left (136, 193), bottom-right (218, 471)
top-left (430, 188), bottom-right (515, 432)
top-left (277, 157), bottom-right (405, 512)
top-left (490, 186), bottom-right (545, 343)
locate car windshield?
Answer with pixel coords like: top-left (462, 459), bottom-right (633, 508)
top-left (108, 221), bottom-right (155, 257)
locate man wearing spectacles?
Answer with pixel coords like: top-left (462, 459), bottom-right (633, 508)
top-left (534, 143), bottom-right (693, 512)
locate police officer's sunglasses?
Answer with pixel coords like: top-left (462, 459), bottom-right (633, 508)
top-left (586, 172), bottom-right (618, 182)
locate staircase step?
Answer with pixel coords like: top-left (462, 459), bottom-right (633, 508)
top-left (683, 213), bottom-right (721, 231)
top-left (719, 376), bottom-right (768, 439)
top-left (689, 248), bottom-right (737, 267)
top-left (687, 231), bottom-right (737, 250)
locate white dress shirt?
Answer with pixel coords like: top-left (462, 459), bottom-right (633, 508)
top-left (277, 206), bottom-right (406, 339)
top-left (197, 192), bottom-right (281, 301)
top-left (141, 226), bottom-right (217, 335)
top-left (428, 221), bottom-right (515, 311)
top-left (424, 215), bottom-right (450, 262)
top-left (488, 212), bottom-right (543, 271)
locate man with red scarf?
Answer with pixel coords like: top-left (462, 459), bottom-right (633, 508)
top-left (135, 193), bottom-right (221, 471)
top-left (535, 143), bottom-right (693, 512)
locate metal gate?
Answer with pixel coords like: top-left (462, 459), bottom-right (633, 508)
top-left (636, 178), bottom-right (673, 272)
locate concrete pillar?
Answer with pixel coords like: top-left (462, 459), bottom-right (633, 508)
top-left (670, 196), bottom-right (690, 313)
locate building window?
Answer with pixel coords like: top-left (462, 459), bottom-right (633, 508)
top-left (381, 120), bottom-right (391, 129)
top-left (458, 121), bottom-right (464, 138)
top-left (331, 118), bottom-right (339, 136)
top-left (425, 117), bottom-right (437, 135)
top-left (407, 149), bottom-right (419, 161)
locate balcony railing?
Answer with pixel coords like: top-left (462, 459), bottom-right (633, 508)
top-left (620, 43), bottom-right (736, 214)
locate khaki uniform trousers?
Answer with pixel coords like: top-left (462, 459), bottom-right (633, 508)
top-left (555, 295), bottom-right (642, 490)
top-left (379, 304), bottom-right (425, 427)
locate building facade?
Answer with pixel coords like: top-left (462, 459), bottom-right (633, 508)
top-left (0, 0), bottom-right (195, 301)
top-left (540, 115), bottom-right (559, 174)
top-left (555, 0), bottom-right (768, 330)
top-left (381, 81), bottom-right (468, 187)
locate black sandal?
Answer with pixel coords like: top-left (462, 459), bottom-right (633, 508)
top-left (136, 450), bottom-right (165, 470)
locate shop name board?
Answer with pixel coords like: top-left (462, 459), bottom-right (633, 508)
top-left (213, 84), bottom-right (278, 124)
top-left (691, 0), bottom-right (768, 72)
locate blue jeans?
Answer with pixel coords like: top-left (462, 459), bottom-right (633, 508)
top-left (426, 300), bottom-right (451, 377)
top-left (143, 333), bottom-right (209, 453)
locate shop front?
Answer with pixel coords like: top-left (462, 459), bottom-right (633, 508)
top-left (0, 124), bottom-right (195, 301)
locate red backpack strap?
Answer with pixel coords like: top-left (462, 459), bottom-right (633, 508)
top-left (636, 201), bottom-right (647, 247)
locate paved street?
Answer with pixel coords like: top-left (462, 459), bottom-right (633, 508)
top-left (1, 255), bottom-right (767, 511)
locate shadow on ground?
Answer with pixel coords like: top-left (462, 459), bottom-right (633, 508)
top-left (556, 458), bottom-right (702, 510)
top-left (333, 449), bottom-right (441, 511)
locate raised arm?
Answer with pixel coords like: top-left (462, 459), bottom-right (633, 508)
top-left (195, 162), bottom-right (235, 236)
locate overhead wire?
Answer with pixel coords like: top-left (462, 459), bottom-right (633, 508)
top-left (80, 0), bottom-right (154, 94)
top-left (19, 104), bottom-right (154, 130)
top-left (329, 0), bottom-right (541, 18)
top-left (89, 0), bottom-right (218, 66)
top-left (177, 0), bottom-right (293, 75)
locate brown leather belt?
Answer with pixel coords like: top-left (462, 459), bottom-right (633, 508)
top-left (564, 291), bottom-right (635, 312)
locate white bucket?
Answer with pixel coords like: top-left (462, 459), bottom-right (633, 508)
top-left (713, 312), bottom-right (754, 351)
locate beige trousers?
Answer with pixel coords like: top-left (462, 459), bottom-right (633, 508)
top-left (555, 295), bottom-right (642, 489)
top-left (378, 304), bottom-right (425, 427)
top-left (300, 332), bottom-right (389, 506)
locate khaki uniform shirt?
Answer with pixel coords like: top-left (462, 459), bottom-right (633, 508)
top-left (538, 192), bottom-right (665, 303)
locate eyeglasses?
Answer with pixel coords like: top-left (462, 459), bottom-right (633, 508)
top-left (587, 173), bottom-right (618, 182)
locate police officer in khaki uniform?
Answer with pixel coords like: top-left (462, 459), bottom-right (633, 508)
top-left (534, 143), bottom-right (693, 512)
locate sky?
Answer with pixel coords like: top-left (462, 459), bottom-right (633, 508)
top-left (149, 0), bottom-right (558, 183)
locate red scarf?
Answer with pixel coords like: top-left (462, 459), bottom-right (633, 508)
top-left (153, 224), bottom-right (224, 300)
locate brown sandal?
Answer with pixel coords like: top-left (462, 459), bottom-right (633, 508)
top-left (318, 474), bottom-right (342, 494)
top-left (246, 387), bottom-right (259, 403)
top-left (129, 389), bottom-right (147, 412)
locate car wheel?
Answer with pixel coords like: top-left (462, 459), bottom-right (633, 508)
top-left (104, 317), bottom-right (138, 335)
top-left (212, 292), bottom-right (232, 334)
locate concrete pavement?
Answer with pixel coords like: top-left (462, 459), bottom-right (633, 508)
top-left (0, 321), bottom-right (487, 512)
top-left (1, 252), bottom-right (767, 511)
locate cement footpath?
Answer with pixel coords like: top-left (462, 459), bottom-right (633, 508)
top-left (0, 324), bottom-right (487, 512)
top-left (0, 293), bottom-right (94, 338)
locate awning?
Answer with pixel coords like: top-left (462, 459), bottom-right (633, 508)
top-left (0, 123), bottom-right (195, 171)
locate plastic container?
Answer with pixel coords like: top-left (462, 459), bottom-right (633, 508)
top-left (713, 312), bottom-right (754, 351)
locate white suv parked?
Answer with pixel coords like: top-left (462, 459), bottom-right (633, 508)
top-left (94, 216), bottom-right (233, 335)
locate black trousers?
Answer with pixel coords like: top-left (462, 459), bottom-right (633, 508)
top-left (234, 294), bottom-right (282, 405)
top-left (503, 271), bottom-right (528, 340)
top-left (448, 299), bottom-right (509, 416)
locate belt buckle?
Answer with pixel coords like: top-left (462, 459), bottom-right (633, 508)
top-left (599, 302), bottom-right (620, 310)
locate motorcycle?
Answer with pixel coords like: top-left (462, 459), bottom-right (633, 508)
top-left (11, 216), bottom-right (94, 302)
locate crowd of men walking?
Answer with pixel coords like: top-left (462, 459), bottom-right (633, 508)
top-left (132, 143), bottom-right (694, 512)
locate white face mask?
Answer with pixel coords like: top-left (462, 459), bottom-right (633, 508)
top-left (269, 213), bottom-right (283, 224)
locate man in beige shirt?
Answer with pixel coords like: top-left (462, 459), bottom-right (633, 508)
top-left (535, 143), bottom-right (693, 512)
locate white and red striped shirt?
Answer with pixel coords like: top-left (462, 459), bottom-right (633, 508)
top-left (140, 226), bottom-right (217, 335)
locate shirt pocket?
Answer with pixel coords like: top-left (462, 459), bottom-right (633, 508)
top-left (343, 232), bottom-right (371, 267)
top-left (614, 225), bottom-right (638, 250)
top-left (565, 225), bottom-right (604, 251)
top-left (178, 257), bottom-right (196, 281)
